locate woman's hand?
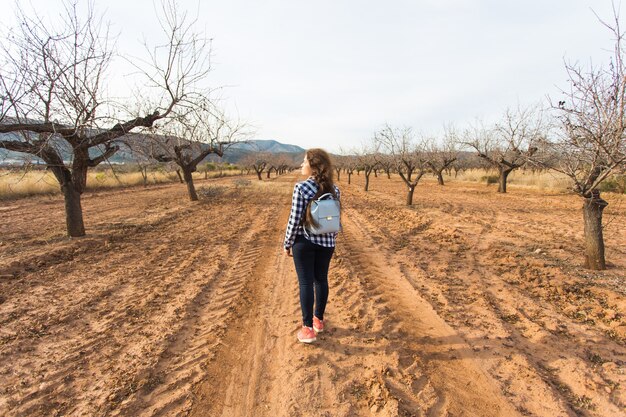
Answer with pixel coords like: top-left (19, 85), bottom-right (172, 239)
top-left (284, 247), bottom-right (292, 257)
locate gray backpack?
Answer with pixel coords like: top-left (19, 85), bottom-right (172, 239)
top-left (305, 193), bottom-right (341, 235)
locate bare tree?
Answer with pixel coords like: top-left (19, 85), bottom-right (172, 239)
top-left (273, 154), bottom-right (293, 176)
top-left (0, 0), bottom-right (212, 236)
top-left (343, 156), bottom-right (357, 184)
top-left (199, 161), bottom-right (217, 179)
top-left (354, 141), bottom-right (380, 191)
top-left (335, 148), bottom-right (358, 182)
top-left (266, 153), bottom-right (281, 179)
top-left (240, 152), bottom-right (269, 180)
top-left (375, 124), bottom-right (426, 205)
top-left (123, 136), bottom-right (156, 187)
top-left (462, 106), bottom-right (543, 193)
top-left (534, 10), bottom-right (626, 270)
top-left (145, 102), bottom-right (244, 200)
top-left (376, 153), bottom-right (395, 179)
top-left (332, 154), bottom-right (345, 181)
top-left (450, 152), bottom-right (477, 178)
top-left (425, 128), bottom-right (458, 186)
top-left (264, 153), bottom-right (289, 178)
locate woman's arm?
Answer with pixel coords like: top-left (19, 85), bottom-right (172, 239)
top-left (283, 184), bottom-right (305, 250)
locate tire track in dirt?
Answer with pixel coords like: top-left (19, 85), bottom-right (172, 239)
top-left (2, 209), bottom-right (223, 415)
top-left (395, 230), bottom-right (577, 417)
top-left (339, 206), bottom-right (519, 417)
top-left (189, 175), bottom-right (516, 417)
top-left (188, 180), bottom-right (295, 417)
top-left (0, 205), bottom-right (195, 331)
top-left (0, 187), bottom-right (274, 416)
top-left (189, 176), bottom-right (430, 416)
top-left (465, 234), bottom-right (625, 416)
top-left (2, 174), bottom-right (623, 416)
top-left (190, 175), bottom-right (384, 416)
top-left (0, 203), bottom-right (197, 347)
top-left (342, 177), bottom-right (625, 416)
top-left (0, 176), bottom-right (240, 266)
top-left (396, 209), bottom-right (625, 416)
top-left (114, 219), bottom-right (271, 416)
top-left (2, 223), bottom-right (192, 401)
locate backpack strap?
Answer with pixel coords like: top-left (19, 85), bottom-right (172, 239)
top-left (317, 193), bottom-right (335, 201)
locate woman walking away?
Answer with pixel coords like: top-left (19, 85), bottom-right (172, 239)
top-left (284, 148), bottom-right (341, 344)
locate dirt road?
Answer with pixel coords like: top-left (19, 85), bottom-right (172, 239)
top-left (1, 174), bottom-right (624, 416)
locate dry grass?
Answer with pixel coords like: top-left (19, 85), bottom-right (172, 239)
top-left (250, 177), bottom-right (294, 195)
top-left (1, 167), bottom-right (619, 201)
top-left (87, 171), bottom-right (179, 190)
top-left (0, 170), bottom-right (59, 199)
top-left (448, 169), bottom-right (572, 191)
top-left (0, 169), bottom-right (241, 200)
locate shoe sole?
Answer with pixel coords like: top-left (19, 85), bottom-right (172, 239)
top-left (298, 337), bottom-right (316, 343)
top-left (313, 326), bottom-right (323, 333)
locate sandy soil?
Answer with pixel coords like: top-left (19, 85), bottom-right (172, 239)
top-left (0, 173), bottom-right (624, 417)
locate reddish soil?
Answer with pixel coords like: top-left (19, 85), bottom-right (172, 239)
top-left (0, 173), bottom-right (624, 417)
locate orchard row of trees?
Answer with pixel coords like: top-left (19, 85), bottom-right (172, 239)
top-left (339, 106), bottom-right (545, 202)
top-left (321, 10), bottom-right (626, 271)
top-left (238, 153), bottom-right (297, 180)
top-left (0, 0), bottom-right (246, 236)
top-left (1, 1), bottom-right (624, 271)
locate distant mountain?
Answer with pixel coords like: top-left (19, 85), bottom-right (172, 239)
top-left (214, 140), bottom-right (305, 164)
top-left (0, 132), bottom-right (305, 166)
top-left (229, 140), bottom-right (305, 154)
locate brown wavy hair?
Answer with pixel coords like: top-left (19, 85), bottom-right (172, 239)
top-left (303, 148), bottom-right (337, 230)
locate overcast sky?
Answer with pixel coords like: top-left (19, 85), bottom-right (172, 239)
top-left (3, 0), bottom-right (621, 153)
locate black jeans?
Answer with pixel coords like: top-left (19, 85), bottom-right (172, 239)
top-left (292, 235), bottom-right (335, 327)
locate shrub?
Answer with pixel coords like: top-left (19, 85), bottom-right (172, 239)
top-left (233, 179), bottom-right (251, 188)
top-left (599, 175), bottom-right (626, 194)
top-left (94, 172), bottom-right (108, 183)
top-left (197, 185), bottom-right (227, 198)
top-left (481, 175), bottom-right (499, 185)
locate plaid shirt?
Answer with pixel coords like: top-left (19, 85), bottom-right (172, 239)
top-left (284, 177), bottom-right (341, 249)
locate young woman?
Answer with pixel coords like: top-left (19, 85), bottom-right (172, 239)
top-left (283, 148), bottom-right (340, 344)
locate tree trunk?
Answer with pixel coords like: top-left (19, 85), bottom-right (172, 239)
top-left (176, 169), bottom-right (184, 184)
top-left (386, 170), bottom-right (391, 179)
top-left (62, 184), bottom-right (86, 237)
top-left (364, 172), bottom-right (370, 191)
top-left (335, 169), bottom-right (341, 181)
top-left (348, 172), bottom-right (352, 184)
top-left (582, 192), bottom-right (608, 270)
top-left (48, 160), bottom-right (86, 237)
top-left (183, 168), bottom-right (198, 201)
top-left (436, 170), bottom-right (445, 186)
top-left (256, 170), bottom-right (263, 180)
top-left (406, 185), bottom-right (415, 205)
top-left (498, 168), bottom-right (512, 193)
top-left (141, 167), bottom-right (148, 187)
top-left (266, 170), bottom-right (271, 179)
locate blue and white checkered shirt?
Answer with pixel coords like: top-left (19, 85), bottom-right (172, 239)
top-left (284, 177), bottom-right (341, 249)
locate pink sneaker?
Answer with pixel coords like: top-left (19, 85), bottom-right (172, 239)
top-left (297, 326), bottom-right (316, 343)
top-left (313, 316), bottom-right (325, 333)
